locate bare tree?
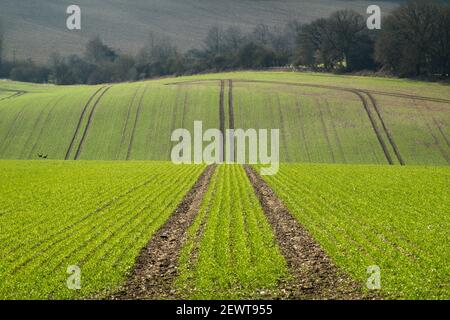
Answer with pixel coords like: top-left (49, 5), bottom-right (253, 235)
top-left (251, 24), bottom-right (271, 47)
top-left (376, 0), bottom-right (441, 76)
top-left (204, 25), bottom-right (224, 55)
top-left (328, 10), bottom-right (366, 71)
top-left (223, 26), bottom-right (245, 53)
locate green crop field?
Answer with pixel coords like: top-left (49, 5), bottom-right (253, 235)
top-left (0, 72), bottom-right (449, 165)
top-left (259, 163), bottom-right (450, 299)
top-left (0, 71), bottom-right (449, 300)
top-left (0, 161), bottom-right (204, 299)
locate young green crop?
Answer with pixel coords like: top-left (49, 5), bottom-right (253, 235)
top-left (0, 161), bottom-right (204, 299)
top-left (258, 163), bottom-right (450, 299)
top-left (176, 165), bottom-right (287, 299)
top-left (1, 72), bottom-right (448, 165)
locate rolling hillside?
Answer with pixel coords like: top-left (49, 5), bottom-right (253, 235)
top-left (0, 72), bottom-right (449, 165)
top-left (0, 0), bottom-right (400, 62)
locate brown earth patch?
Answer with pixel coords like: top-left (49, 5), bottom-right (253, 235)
top-left (244, 165), bottom-right (379, 300)
top-left (110, 165), bottom-right (216, 300)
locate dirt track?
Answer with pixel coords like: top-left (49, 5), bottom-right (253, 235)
top-left (110, 165), bottom-right (216, 300)
top-left (0, 90), bottom-right (26, 101)
top-left (117, 86), bottom-right (140, 159)
top-left (364, 92), bottom-right (405, 165)
top-left (167, 79), bottom-right (419, 165)
top-left (74, 86), bottom-right (112, 160)
top-left (126, 85), bottom-right (148, 160)
top-left (64, 86), bottom-right (105, 160)
top-left (244, 165), bottom-right (377, 300)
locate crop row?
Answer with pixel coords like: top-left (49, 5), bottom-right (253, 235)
top-left (176, 164), bottom-right (287, 299)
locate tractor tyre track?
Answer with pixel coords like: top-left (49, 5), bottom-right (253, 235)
top-left (64, 86), bottom-right (105, 160)
top-left (181, 91), bottom-right (189, 129)
top-left (415, 100), bottom-right (450, 164)
top-left (424, 103), bottom-right (450, 148)
top-left (352, 90), bottom-right (394, 165)
top-left (166, 86), bottom-right (182, 160)
top-left (118, 87), bottom-right (140, 160)
top-left (126, 85), bottom-right (149, 160)
top-left (168, 79), bottom-right (445, 165)
top-left (228, 79), bottom-right (235, 162)
top-left (364, 92), bottom-right (405, 165)
top-left (315, 98), bottom-right (336, 163)
top-left (219, 80), bottom-right (225, 162)
top-left (110, 165), bottom-right (216, 300)
top-left (0, 91), bottom-right (26, 102)
top-left (276, 95), bottom-right (290, 162)
top-left (0, 101), bottom-right (30, 156)
top-left (244, 165), bottom-right (377, 300)
top-left (167, 79), bottom-right (450, 104)
top-left (295, 97), bottom-right (312, 163)
top-left (74, 86), bottom-right (112, 160)
top-left (22, 96), bottom-right (64, 159)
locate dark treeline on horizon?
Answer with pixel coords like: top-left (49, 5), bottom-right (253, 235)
top-left (0, 0), bottom-right (449, 85)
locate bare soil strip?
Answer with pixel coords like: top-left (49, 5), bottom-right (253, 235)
top-left (244, 165), bottom-right (377, 300)
top-left (364, 92), bottom-right (405, 165)
top-left (74, 86), bottom-right (112, 160)
top-left (64, 86), bottom-right (105, 160)
top-left (219, 80), bottom-right (225, 161)
top-left (352, 90), bottom-right (394, 165)
top-left (110, 165), bottom-right (216, 300)
top-left (126, 85), bottom-right (149, 160)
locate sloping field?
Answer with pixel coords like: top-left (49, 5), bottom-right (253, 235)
top-left (0, 161), bottom-right (204, 299)
top-left (0, 72), bottom-right (449, 165)
top-left (0, 0), bottom-right (399, 62)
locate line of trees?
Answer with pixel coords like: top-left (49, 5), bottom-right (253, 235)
top-left (0, 0), bottom-right (449, 85)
